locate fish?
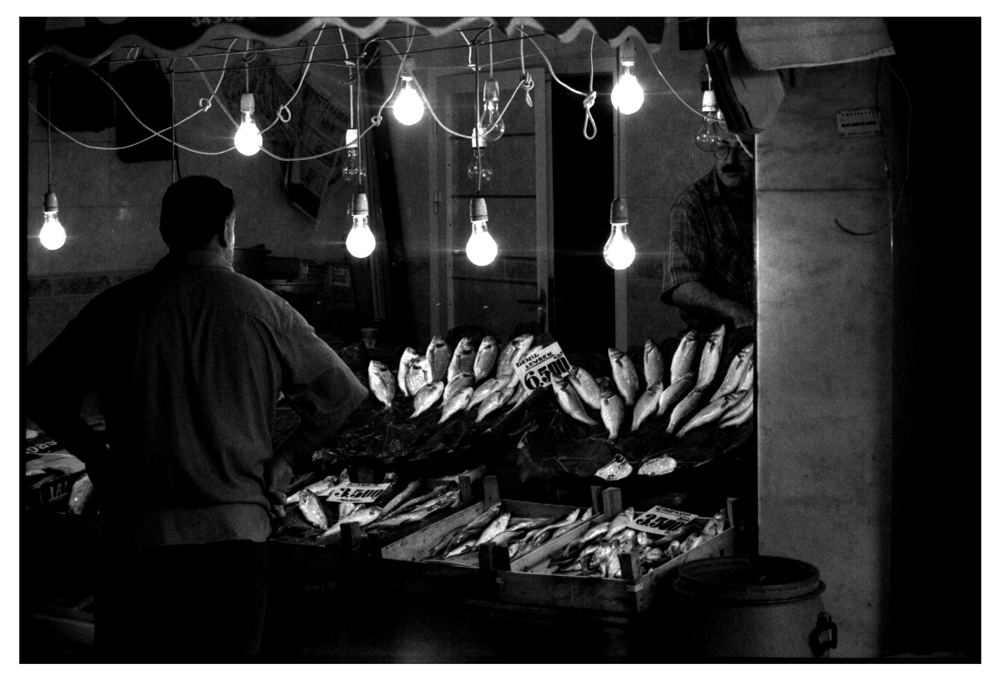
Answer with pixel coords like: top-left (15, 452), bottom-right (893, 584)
top-left (657, 372), bottom-right (696, 417)
top-left (666, 388), bottom-right (709, 434)
top-left (405, 356), bottom-right (432, 397)
top-left (567, 365), bottom-right (603, 410)
top-left (443, 371), bottom-right (475, 403)
top-left (444, 537), bottom-right (479, 558)
top-left (476, 384), bottom-right (517, 422)
top-left (438, 387), bottom-right (473, 424)
top-left (608, 348), bottom-right (640, 406)
top-left (475, 512), bottom-right (512, 546)
top-left (383, 484), bottom-right (450, 519)
top-left (638, 454), bottom-right (678, 476)
top-left (636, 531), bottom-right (652, 547)
top-left (447, 337), bottom-right (477, 383)
top-left (599, 389), bottom-right (625, 440)
top-left (369, 489), bottom-right (460, 530)
top-left (410, 381), bottom-right (445, 419)
top-left (680, 531), bottom-right (706, 553)
top-left (643, 339), bottom-right (665, 386)
top-left (425, 336), bottom-right (452, 383)
top-left (318, 505), bottom-right (383, 541)
top-left (522, 508), bottom-right (584, 548)
top-left (397, 347), bottom-right (421, 397)
top-left (496, 334), bottom-right (535, 388)
top-left (709, 343), bottom-right (755, 402)
top-left (595, 454), bottom-right (633, 481)
top-left (285, 475), bottom-right (340, 504)
top-left (641, 546), bottom-right (665, 566)
top-left (720, 386), bottom-right (753, 423)
top-left (474, 336), bottom-right (499, 382)
top-left (434, 503), bottom-right (503, 556)
top-left (677, 389), bottom-right (748, 438)
top-left (367, 360), bottom-right (396, 409)
top-left (737, 362), bottom-right (755, 393)
top-left (631, 381), bottom-right (665, 431)
top-left (380, 480), bottom-right (422, 515)
top-left (552, 375), bottom-right (599, 426)
top-left (607, 508), bottom-right (635, 537)
top-left (604, 546), bottom-right (622, 579)
top-left (720, 393), bottom-right (755, 429)
top-left (338, 501), bottom-right (358, 520)
top-left (670, 330), bottom-right (701, 384)
top-left (694, 324), bottom-right (726, 390)
top-left (297, 489), bottom-right (329, 530)
top-left (485, 528), bottom-right (529, 548)
top-left (467, 378), bottom-right (499, 410)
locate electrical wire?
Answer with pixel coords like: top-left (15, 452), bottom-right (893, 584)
top-left (260, 23), bottom-right (326, 134)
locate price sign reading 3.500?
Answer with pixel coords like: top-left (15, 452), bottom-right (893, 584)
top-left (628, 506), bottom-right (699, 536)
top-left (327, 482), bottom-right (391, 504)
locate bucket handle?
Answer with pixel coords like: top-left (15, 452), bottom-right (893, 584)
top-left (809, 611), bottom-right (838, 657)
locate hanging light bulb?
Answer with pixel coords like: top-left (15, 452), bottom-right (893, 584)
top-left (346, 192), bottom-right (376, 258)
top-left (695, 89), bottom-right (727, 152)
top-left (234, 93), bottom-right (263, 156)
top-left (343, 128), bottom-right (366, 182)
top-left (603, 199), bottom-right (635, 270)
top-left (39, 191), bottom-right (67, 250)
top-left (611, 41), bottom-right (645, 115)
top-left (393, 74), bottom-right (424, 126)
top-left (467, 197), bottom-right (498, 266)
top-left (466, 127), bottom-right (493, 188)
top-left (480, 79), bottom-right (505, 142)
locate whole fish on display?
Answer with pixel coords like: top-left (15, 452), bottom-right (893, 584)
top-left (431, 503), bottom-right (502, 557)
top-left (719, 388), bottom-right (755, 428)
top-left (438, 387), bottom-right (473, 424)
top-left (608, 348), bottom-right (640, 406)
top-left (410, 381), bottom-right (445, 419)
top-left (666, 388), bottom-right (708, 434)
top-left (383, 484), bottom-right (451, 519)
top-left (676, 389), bottom-right (748, 438)
top-left (518, 508), bottom-right (585, 554)
top-left (631, 381), bottom-right (664, 431)
top-left (397, 347), bottom-right (421, 397)
top-left (476, 384), bottom-right (517, 422)
top-left (595, 454), bottom-right (633, 481)
top-left (474, 336), bottom-right (499, 382)
top-left (694, 324), bottom-right (726, 390)
top-left (367, 360), bottom-right (396, 409)
top-left (380, 480), bottom-right (422, 515)
top-left (496, 334), bottom-right (535, 388)
top-left (297, 489), bottom-right (330, 530)
top-left (709, 343), bottom-right (754, 402)
top-left (443, 371), bottom-right (475, 403)
top-left (447, 337), bottom-right (477, 383)
top-left (285, 473), bottom-right (342, 504)
top-left (657, 372), bottom-right (695, 416)
top-left (638, 453), bottom-right (678, 477)
top-left (367, 488), bottom-right (461, 531)
top-left (643, 339), bottom-right (665, 386)
top-left (317, 505), bottom-right (383, 542)
top-left (567, 365), bottom-right (603, 410)
top-left (467, 378), bottom-right (499, 410)
top-left (425, 336), bottom-right (452, 383)
top-left (670, 330), bottom-right (701, 384)
top-left (475, 512), bottom-right (512, 546)
top-left (552, 375), bottom-right (599, 426)
top-left (599, 387), bottom-right (625, 440)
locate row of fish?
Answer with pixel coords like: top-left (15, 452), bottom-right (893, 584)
top-left (425, 504), bottom-right (593, 562)
top-left (544, 507), bottom-right (726, 579)
top-left (290, 470), bottom-right (465, 543)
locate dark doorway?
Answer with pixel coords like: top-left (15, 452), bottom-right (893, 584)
top-left (550, 73), bottom-right (615, 354)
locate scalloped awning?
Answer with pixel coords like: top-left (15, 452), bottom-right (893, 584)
top-left (24, 17), bottom-right (666, 66)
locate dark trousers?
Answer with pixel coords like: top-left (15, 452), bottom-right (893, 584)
top-left (94, 540), bottom-right (269, 663)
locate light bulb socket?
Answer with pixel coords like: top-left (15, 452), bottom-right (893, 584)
top-left (352, 192), bottom-right (369, 217)
top-left (470, 127), bottom-right (487, 149)
top-left (483, 79), bottom-right (500, 103)
top-left (43, 191), bottom-right (59, 212)
top-left (345, 128), bottom-right (359, 149)
top-left (701, 89), bottom-right (718, 114)
top-left (610, 199), bottom-right (628, 223)
top-left (470, 197), bottom-right (488, 223)
top-left (240, 93), bottom-right (255, 114)
top-left (619, 40), bottom-right (637, 68)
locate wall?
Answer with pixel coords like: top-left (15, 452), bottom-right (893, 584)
top-left (756, 60), bottom-right (894, 657)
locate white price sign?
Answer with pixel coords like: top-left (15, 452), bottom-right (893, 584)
top-left (514, 342), bottom-right (572, 391)
top-left (628, 506), bottom-right (699, 536)
top-left (326, 482), bottom-right (391, 503)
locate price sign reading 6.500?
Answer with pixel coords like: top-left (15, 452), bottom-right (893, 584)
top-left (326, 482), bottom-right (391, 504)
top-left (514, 342), bottom-right (572, 391)
top-left (628, 506), bottom-right (699, 536)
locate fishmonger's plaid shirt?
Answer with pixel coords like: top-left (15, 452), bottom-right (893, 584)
top-left (662, 168), bottom-right (755, 327)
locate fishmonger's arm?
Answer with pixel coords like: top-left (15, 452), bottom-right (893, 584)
top-left (669, 281), bottom-right (755, 329)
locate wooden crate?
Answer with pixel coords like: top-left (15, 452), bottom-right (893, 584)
top-left (488, 493), bottom-right (738, 615)
top-left (359, 476), bottom-right (601, 600)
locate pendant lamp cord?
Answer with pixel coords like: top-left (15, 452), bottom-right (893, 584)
top-left (356, 51), bottom-right (363, 191)
top-left (46, 73), bottom-right (52, 193)
top-left (474, 37), bottom-right (482, 196)
top-left (170, 66), bottom-right (177, 182)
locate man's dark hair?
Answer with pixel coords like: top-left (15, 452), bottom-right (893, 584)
top-left (159, 176), bottom-right (236, 250)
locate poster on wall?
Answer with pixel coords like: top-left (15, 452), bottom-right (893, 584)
top-left (285, 81), bottom-right (351, 219)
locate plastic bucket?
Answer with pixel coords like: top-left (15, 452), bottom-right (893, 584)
top-left (670, 555), bottom-right (837, 658)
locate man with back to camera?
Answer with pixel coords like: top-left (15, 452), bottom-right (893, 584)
top-left (25, 175), bottom-right (370, 662)
top-left (662, 130), bottom-right (756, 331)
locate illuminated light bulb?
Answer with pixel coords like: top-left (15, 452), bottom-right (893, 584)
top-left (343, 128), bottom-right (366, 182)
top-left (695, 90), bottom-right (726, 152)
top-left (393, 75), bottom-right (424, 125)
top-left (480, 79), bottom-right (505, 142)
top-left (611, 40), bottom-right (644, 115)
top-left (467, 197), bottom-right (498, 266)
top-left (234, 93), bottom-right (263, 156)
top-left (346, 192), bottom-right (376, 258)
top-left (39, 191), bottom-right (66, 250)
top-left (603, 199), bottom-right (636, 270)
top-left (466, 127), bottom-right (493, 187)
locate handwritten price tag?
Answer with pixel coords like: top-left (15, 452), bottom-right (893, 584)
top-left (327, 482), bottom-right (391, 504)
top-left (514, 342), bottom-right (572, 391)
top-left (628, 506), bottom-right (699, 536)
